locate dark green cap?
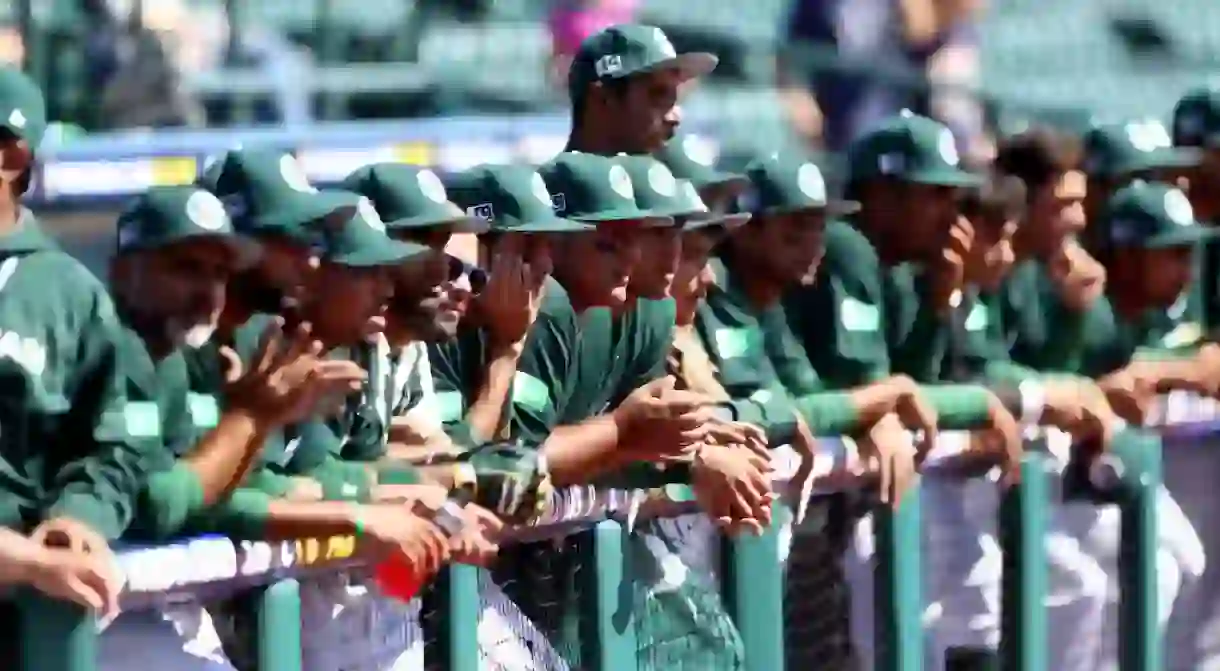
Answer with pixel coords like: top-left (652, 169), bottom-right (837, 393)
top-left (738, 151), bottom-right (858, 216)
top-left (654, 133), bottom-right (747, 192)
top-left (116, 186), bottom-right (260, 268)
top-left (340, 163), bottom-right (488, 232)
top-left (567, 24), bottom-right (718, 102)
top-left (319, 193), bottom-right (430, 267)
top-left (1173, 86), bottom-right (1220, 148)
top-left (447, 164), bottom-right (591, 233)
top-left (847, 112), bottom-right (981, 187)
top-left (1102, 180), bottom-right (1215, 249)
top-left (541, 152), bottom-right (673, 225)
top-left (1082, 120), bottom-right (1200, 177)
top-left (0, 68), bottom-right (46, 149)
top-left (675, 179), bottom-right (750, 231)
top-left (199, 149), bottom-right (359, 243)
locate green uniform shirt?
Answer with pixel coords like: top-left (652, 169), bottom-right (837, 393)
top-left (560, 297), bottom-right (676, 424)
top-left (427, 276), bottom-right (581, 444)
top-left (784, 219), bottom-right (996, 428)
top-left (1054, 294), bottom-right (1194, 378)
top-left (699, 256), bottom-right (852, 438)
top-left (782, 220), bottom-right (890, 388)
top-left (0, 213), bottom-right (154, 538)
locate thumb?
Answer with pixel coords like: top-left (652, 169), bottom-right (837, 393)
top-left (219, 346), bottom-right (244, 384)
top-left (642, 375), bottom-right (676, 397)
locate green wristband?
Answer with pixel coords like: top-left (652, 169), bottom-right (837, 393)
top-left (352, 516), bottom-right (365, 537)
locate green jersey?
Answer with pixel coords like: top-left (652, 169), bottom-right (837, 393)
top-left (0, 213), bottom-right (154, 539)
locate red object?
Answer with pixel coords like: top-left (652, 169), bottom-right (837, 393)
top-left (373, 555), bottom-right (428, 601)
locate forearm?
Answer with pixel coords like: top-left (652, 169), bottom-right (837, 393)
top-left (921, 384), bottom-right (995, 429)
top-left (0, 529), bottom-right (42, 586)
top-left (724, 395), bottom-right (798, 446)
top-left (540, 415), bottom-right (632, 486)
top-left (792, 391), bottom-right (862, 436)
top-left (1124, 355), bottom-right (1210, 394)
top-left (187, 490), bottom-right (361, 541)
top-left (178, 409), bottom-right (272, 506)
top-left (47, 438), bottom-right (151, 541)
top-left (465, 349), bottom-right (520, 442)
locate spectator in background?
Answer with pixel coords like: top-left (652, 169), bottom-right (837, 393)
top-left (547, 0), bottom-right (639, 89)
top-left (779, 0), bottom-right (990, 161)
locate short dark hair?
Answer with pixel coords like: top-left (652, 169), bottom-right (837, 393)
top-left (994, 126), bottom-right (1081, 197)
top-left (959, 174), bottom-right (1026, 225)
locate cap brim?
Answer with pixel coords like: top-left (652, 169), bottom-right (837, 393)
top-left (388, 213), bottom-right (491, 233)
top-left (330, 239), bottom-right (430, 268)
top-left (504, 216), bottom-right (595, 233)
top-left (639, 52), bottom-right (719, 81)
top-left (252, 191), bottom-right (361, 241)
top-left (693, 172), bottom-right (750, 195)
top-left (133, 232), bottom-right (263, 271)
top-left (573, 207), bottom-right (675, 227)
top-left (762, 199), bottom-right (861, 217)
top-left (682, 211), bottom-right (751, 231)
top-left (905, 168), bottom-right (984, 188)
top-left (1145, 226), bottom-right (1219, 249)
top-left (1127, 147), bottom-right (1203, 174)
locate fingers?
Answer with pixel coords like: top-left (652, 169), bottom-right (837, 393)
top-left (58, 573), bottom-right (106, 611)
top-left (252, 317), bottom-right (286, 377)
top-left (218, 346), bottom-right (244, 384)
top-left (640, 375), bottom-right (677, 397)
top-left (463, 504), bottom-right (506, 535)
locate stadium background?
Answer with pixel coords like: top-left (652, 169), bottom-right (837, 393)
top-left (8, 1), bottom-right (1220, 668)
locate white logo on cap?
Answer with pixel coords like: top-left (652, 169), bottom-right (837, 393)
top-left (609, 165), bottom-right (634, 199)
top-left (279, 155), bottom-right (317, 193)
top-left (117, 221), bottom-right (139, 250)
top-left (683, 134), bottom-right (715, 166)
top-left (185, 191), bottom-right (230, 231)
top-left (797, 163), bottom-right (826, 202)
top-left (1164, 189), bottom-right (1194, 226)
top-left (1126, 120), bottom-right (1172, 152)
top-left (8, 109), bottom-right (25, 129)
top-left (595, 54), bottom-right (623, 77)
top-left (468, 203), bottom-right (494, 221)
top-left (357, 197), bottom-right (386, 232)
top-left (938, 129), bottom-right (960, 166)
top-left (648, 163), bottom-right (677, 196)
top-left (878, 152), bottom-right (905, 175)
top-left (531, 173), bottom-right (552, 206)
top-left (416, 170), bottom-right (447, 204)
top-left (653, 28), bottom-right (677, 58)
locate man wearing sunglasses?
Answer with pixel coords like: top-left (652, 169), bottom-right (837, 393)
top-left (343, 164), bottom-right (490, 460)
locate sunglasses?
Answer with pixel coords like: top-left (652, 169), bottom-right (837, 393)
top-left (444, 255), bottom-right (488, 296)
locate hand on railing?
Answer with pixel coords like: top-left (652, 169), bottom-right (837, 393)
top-left (2, 528), bottom-right (121, 617)
top-left (856, 416), bottom-right (919, 507)
top-left (29, 517), bottom-right (123, 617)
top-left (690, 442), bottom-right (774, 536)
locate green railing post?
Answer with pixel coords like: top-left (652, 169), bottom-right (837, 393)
top-left (876, 481), bottom-right (924, 671)
top-left (1112, 431), bottom-right (1164, 671)
top-left (998, 452), bottom-right (1050, 671)
top-left (431, 564), bottom-right (480, 671)
top-left (578, 520), bottom-right (637, 670)
top-left (257, 578), bottom-right (303, 671)
top-left (722, 501), bottom-right (786, 670)
top-left (17, 589), bottom-right (96, 671)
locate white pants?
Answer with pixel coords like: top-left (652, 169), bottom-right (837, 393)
top-left (844, 473), bottom-right (1110, 671)
top-left (97, 606), bottom-right (235, 671)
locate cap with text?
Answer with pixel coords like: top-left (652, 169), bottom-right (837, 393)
top-left (567, 24), bottom-right (718, 102)
top-left (1102, 180), bottom-right (1215, 249)
top-left (847, 112), bottom-right (981, 187)
top-left (116, 186), bottom-right (261, 268)
top-left (199, 149), bottom-right (359, 242)
top-left (1082, 120), bottom-right (1200, 177)
top-left (447, 164), bottom-right (590, 233)
top-left (341, 163), bottom-right (488, 233)
top-left (541, 152), bottom-right (673, 225)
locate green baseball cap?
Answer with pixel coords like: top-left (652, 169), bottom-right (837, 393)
top-left (847, 112), bottom-right (981, 187)
top-left (675, 179), bottom-right (750, 231)
top-left (1082, 120), bottom-right (1200, 177)
top-left (115, 186), bottom-right (260, 268)
top-left (654, 133), bottom-right (747, 192)
top-left (199, 149), bottom-right (359, 243)
top-left (447, 164), bottom-right (591, 233)
top-left (318, 193), bottom-right (430, 268)
top-left (340, 163), bottom-right (488, 233)
top-left (0, 68), bottom-right (46, 149)
top-left (567, 24), bottom-right (718, 102)
top-left (1102, 180), bottom-right (1215, 249)
top-left (1173, 86), bottom-right (1220, 148)
top-left (737, 151), bottom-right (859, 216)
top-left (540, 152), bottom-right (673, 225)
